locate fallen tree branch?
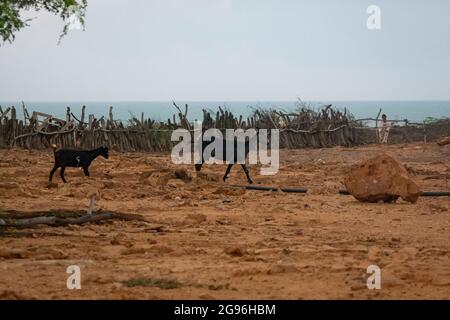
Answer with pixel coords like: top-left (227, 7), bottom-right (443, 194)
top-left (0, 210), bottom-right (147, 228)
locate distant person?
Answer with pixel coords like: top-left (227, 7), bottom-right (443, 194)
top-left (377, 114), bottom-right (391, 144)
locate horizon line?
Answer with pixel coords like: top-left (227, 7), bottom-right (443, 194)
top-left (2, 99), bottom-right (450, 103)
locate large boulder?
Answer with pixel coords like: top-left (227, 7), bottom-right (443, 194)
top-left (437, 136), bottom-right (450, 146)
top-left (344, 154), bottom-right (421, 203)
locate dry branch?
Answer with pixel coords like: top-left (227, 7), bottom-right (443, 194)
top-left (0, 210), bottom-right (147, 228)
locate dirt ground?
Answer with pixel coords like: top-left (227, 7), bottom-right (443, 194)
top-left (0, 142), bottom-right (449, 300)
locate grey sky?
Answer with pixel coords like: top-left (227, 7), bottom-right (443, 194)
top-left (0, 0), bottom-right (449, 101)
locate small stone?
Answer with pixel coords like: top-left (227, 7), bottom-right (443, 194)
top-left (224, 246), bottom-right (246, 257)
top-left (174, 169), bottom-right (192, 182)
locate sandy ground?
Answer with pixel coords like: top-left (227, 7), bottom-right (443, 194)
top-left (0, 143), bottom-right (449, 300)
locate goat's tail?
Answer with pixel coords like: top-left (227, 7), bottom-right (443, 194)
top-left (52, 144), bottom-right (57, 153)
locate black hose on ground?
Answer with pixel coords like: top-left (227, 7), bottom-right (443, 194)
top-left (420, 191), bottom-right (450, 197)
top-left (231, 185), bottom-right (450, 197)
top-left (280, 187), bottom-right (309, 193)
top-left (231, 185), bottom-right (308, 193)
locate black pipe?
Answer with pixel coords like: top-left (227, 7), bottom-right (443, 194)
top-left (232, 185), bottom-right (449, 197)
top-left (280, 187), bottom-right (308, 193)
top-left (231, 185), bottom-right (308, 193)
top-left (339, 190), bottom-right (450, 197)
top-left (421, 191), bottom-right (450, 197)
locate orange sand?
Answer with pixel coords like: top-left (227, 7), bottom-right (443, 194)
top-left (0, 142), bottom-right (449, 299)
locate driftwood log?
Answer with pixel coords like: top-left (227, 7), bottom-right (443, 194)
top-left (0, 210), bottom-right (153, 228)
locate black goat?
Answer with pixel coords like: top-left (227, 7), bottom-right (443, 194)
top-left (49, 145), bottom-right (109, 183)
top-left (194, 137), bottom-right (253, 184)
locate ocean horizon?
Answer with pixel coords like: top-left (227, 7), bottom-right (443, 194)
top-left (1, 100), bottom-right (449, 124)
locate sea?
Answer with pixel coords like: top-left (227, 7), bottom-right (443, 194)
top-left (1, 101), bottom-right (449, 124)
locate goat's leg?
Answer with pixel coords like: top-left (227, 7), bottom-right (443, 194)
top-left (83, 166), bottom-right (90, 177)
top-left (241, 164), bottom-right (253, 184)
top-left (194, 163), bottom-right (203, 176)
top-left (223, 164), bottom-right (233, 182)
top-left (60, 166), bottom-right (67, 183)
top-left (49, 165), bottom-right (58, 182)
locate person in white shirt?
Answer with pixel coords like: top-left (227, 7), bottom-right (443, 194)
top-left (377, 114), bottom-right (391, 144)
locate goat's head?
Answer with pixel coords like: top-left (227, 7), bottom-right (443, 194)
top-left (99, 145), bottom-right (109, 159)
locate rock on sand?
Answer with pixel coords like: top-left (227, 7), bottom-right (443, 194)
top-left (437, 136), bottom-right (450, 146)
top-left (344, 154), bottom-right (421, 203)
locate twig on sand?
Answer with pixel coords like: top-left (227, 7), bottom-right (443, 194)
top-left (0, 210), bottom-right (147, 228)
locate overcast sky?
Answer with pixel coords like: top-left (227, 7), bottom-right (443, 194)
top-left (0, 0), bottom-right (449, 101)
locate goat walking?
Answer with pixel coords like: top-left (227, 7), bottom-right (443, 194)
top-left (194, 138), bottom-right (253, 184)
top-left (49, 145), bottom-right (109, 183)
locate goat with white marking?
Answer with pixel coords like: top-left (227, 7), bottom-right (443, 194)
top-left (49, 144), bottom-right (109, 183)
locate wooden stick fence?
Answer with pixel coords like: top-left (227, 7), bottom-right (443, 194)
top-left (0, 103), bottom-right (448, 151)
